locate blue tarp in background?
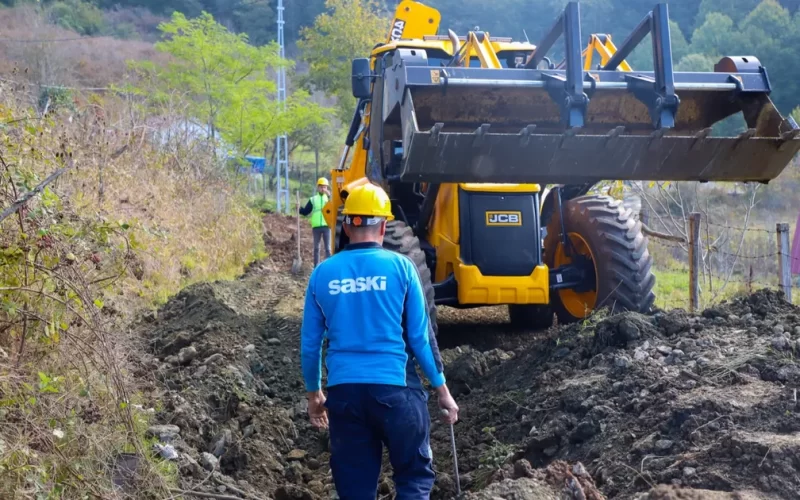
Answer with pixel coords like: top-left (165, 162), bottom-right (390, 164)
top-left (244, 155), bottom-right (267, 174)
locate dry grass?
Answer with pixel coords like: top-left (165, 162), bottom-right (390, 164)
top-left (0, 83), bottom-right (265, 498)
top-left (61, 127), bottom-right (266, 306)
top-left (0, 6), bottom-right (167, 91)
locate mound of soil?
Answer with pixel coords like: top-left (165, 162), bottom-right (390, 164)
top-left (433, 289), bottom-right (800, 499)
top-left (634, 485), bottom-right (769, 499)
top-left (260, 209), bottom-right (317, 274)
top-left (133, 270), bottom-right (315, 498)
top-left (132, 221), bottom-right (800, 499)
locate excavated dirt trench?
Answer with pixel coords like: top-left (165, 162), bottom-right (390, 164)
top-left (130, 212), bottom-right (800, 500)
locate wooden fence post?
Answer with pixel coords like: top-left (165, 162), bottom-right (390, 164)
top-left (689, 212), bottom-right (701, 312)
top-left (777, 223), bottom-right (792, 303)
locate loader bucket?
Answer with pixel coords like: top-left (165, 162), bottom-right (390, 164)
top-left (382, 3), bottom-right (800, 185)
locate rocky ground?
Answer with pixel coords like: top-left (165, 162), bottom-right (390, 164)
top-left (129, 212), bottom-right (800, 500)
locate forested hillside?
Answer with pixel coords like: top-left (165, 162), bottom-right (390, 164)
top-left (3, 0), bottom-right (800, 115)
top-left (0, 0), bottom-right (327, 45)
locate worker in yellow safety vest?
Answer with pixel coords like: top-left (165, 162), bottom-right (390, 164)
top-left (298, 177), bottom-right (331, 267)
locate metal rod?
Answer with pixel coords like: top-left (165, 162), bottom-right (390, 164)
top-left (345, 99), bottom-right (366, 147)
top-left (336, 145), bottom-right (351, 171)
top-left (525, 9), bottom-right (565, 69)
top-left (604, 11), bottom-right (652, 70)
top-left (652, 3), bottom-right (675, 97)
top-left (563, 2), bottom-right (584, 111)
top-left (449, 422), bottom-right (460, 495)
top-left (440, 409), bottom-right (461, 495)
top-left (296, 190), bottom-right (301, 258)
top-left (661, 82), bottom-right (737, 91)
top-left (416, 183), bottom-right (440, 236)
top-left (437, 78), bottom-right (739, 91)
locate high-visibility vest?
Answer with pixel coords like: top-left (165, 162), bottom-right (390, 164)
top-left (310, 193), bottom-right (329, 228)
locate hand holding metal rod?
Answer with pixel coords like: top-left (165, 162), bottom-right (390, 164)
top-left (440, 409), bottom-right (461, 496)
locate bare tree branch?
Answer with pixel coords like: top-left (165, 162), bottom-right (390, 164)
top-left (0, 159), bottom-right (73, 224)
top-left (642, 222), bottom-right (686, 243)
top-left (711, 184), bottom-right (760, 301)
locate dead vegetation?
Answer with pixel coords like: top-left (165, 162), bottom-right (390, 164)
top-left (0, 5), bottom-right (167, 93)
top-left (0, 83), bottom-right (265, 497)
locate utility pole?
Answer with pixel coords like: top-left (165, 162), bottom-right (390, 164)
top-left (275, 0), bottom-right (290, 214)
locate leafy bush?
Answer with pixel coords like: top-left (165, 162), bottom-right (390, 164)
top-left (48, 0), bottom-right (105, 35)
top-left (38, 87), bottom-right (74, 114)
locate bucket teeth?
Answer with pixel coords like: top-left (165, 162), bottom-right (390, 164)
top-left (429, 123), bottom-right (444, 147)
top-left (473, 124), bottom-right (491, 148)
top-left (519, 125), bottom-right (537, 147)
top-left (603, 126), bottom-right (625, 149)
top-left (558, 128), bottom-right (577, 150)
top-left (733, 128), bottom-right (757, 151)
top-left (647, 129), bottom-right (665, 151)
top-left (778, 129), bottom-right (800, 151)
top-left (690, 128), bottom-right (713, 151)
top-left (401, 125), bottom-right (800, 184)
top-left (737, 129), bottom-right (757, 140)
top-left (780, 129), bottom-right (800, 141)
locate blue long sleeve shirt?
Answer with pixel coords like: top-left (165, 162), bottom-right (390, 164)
top-left (300, 242), bottom-right (446, 392)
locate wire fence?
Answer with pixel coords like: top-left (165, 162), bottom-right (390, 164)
top-left (644, 214), bottom-right (800, 312)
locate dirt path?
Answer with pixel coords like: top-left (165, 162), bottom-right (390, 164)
top-left (131, 213), bottom-right (800, 500)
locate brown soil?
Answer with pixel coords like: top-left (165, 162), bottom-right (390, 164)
top-left (260, 208), bottom-right (322, 274)
top-left (131, 212), bottom-right (800, 500)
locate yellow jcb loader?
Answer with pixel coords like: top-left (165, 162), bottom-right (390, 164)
top-left (322, 0), bottom-right (800, 332)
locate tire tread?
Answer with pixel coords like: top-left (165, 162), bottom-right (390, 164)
top-left (382, 220), bottom-right (438, 335)
top-left (544, 194), bottom-right (656, 323)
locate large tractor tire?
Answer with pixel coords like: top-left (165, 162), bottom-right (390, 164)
top-left (334, 211), bottom-right (345, 252)
top-left (544, 195), bottom-right (655, 324)
top-left (382, 220), bottom-right (438, 335)
top-left (508, 304), bottom-right (554, 331)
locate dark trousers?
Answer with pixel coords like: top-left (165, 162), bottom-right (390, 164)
top-left (312, 226), bottom-right (331, 266)
top-left (325, 384), bottom-right (435, 499)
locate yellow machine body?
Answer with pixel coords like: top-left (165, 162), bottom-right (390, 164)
top-left (324, 0), bottom-right (800, 320)
top-left (426, 182), bottom-right (549, 305)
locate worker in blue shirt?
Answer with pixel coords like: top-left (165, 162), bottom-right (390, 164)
top-left (301, 182), bottom-right (459, 499)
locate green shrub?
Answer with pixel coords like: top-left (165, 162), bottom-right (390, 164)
top-left (48, 0), bottom-right (105, 36)
top-left (38, 87), bottom-right (74, 114)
